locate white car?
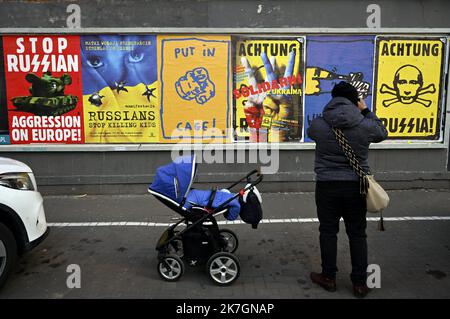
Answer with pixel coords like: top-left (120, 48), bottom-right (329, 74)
top-left (0, 157), bottom-right (49, 288)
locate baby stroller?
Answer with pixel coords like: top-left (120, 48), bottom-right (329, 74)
top-left (148, 155), bottom-right (263, 286)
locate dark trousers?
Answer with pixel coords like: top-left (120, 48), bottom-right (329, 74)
top-left (315, 181), bottom-right (368, 285)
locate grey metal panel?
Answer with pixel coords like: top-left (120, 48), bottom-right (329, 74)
top-left (2, 27), bottom-right (450, 34)
top-left (1, 0), bottom-right (450, 28)
top-left (208, 0), bottom-right (450, 28)
top-left (0, 141), bottom-right (447, 152)
top-left (369, 149), bottom-right (447, 171)
top-left (0, 149), bottom-right (448, 194)
top-left (1, 148), bottom-right (446, 175)
top-left (0, 0), bottom-right (208, 28)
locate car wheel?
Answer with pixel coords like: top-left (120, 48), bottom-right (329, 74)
top-left (0, 222), bottom-right (18, 289)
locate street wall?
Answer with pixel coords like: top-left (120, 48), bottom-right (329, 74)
top-left (0, 0), bottom-right (449, 194)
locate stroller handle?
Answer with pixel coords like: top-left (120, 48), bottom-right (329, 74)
top-left (210, 169), bottom-right (263, 214)
top-left (227, 169), bottom-right (263, 190)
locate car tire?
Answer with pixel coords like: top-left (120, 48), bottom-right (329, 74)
top-left (0, 222), bottom-right (18, 289)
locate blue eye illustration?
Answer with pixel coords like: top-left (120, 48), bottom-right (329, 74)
top-left (128, 51), bottom-right (144, 63)
top-left (86, 55), bottom-right (104, 68)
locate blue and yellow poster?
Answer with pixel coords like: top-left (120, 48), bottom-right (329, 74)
top-left (304, 36), bottom-right (375, 142)
top-left (0, 37), bottom-right (9, 144)
top-left (81, 35), bottom-right (159, 143)
top-left (158, 35), bottom-right (230, 143)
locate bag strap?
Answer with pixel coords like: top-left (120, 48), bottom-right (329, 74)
top-left (331, 127), bottom-right (369, 194)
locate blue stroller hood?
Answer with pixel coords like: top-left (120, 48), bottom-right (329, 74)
top-left (149, 155), bottom-right (197, 204)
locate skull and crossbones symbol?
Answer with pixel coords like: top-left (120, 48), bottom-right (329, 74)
top-left (380, 65), bottom-right (435, 107)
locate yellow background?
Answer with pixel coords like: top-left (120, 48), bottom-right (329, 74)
top-left (375, 39), bottom-right (443, 138)
top-left (158, 35), bottom-right (231, 143)
top-left (83, 82), bottom-right (159, 143)
top-left (234, 38), bottom-right (302, 141)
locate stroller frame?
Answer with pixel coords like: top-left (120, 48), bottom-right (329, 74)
top-left (149, 169), bottom-right (263, 285)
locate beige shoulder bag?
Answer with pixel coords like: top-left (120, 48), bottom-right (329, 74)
top-left (332, 128), bottom-right (389, 229)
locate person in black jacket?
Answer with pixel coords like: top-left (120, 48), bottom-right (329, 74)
top-left (307, 81), bottom-right (388, 298)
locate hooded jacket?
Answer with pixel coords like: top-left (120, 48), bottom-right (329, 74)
top-left (307, 97), bottom-right (388, 181)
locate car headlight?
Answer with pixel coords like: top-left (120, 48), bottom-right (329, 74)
top-left (0, 173), bottom-right (35, 191)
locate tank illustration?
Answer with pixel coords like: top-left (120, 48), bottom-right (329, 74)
top-left (11, 72), bottom-right (78, 116)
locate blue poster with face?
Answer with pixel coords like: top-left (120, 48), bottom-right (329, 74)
top-left (80, 35), bottom-right (159, 143)
top-left (304, 35), bottom-right (375, 142)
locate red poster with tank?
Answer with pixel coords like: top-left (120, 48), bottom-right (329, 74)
top-left (3, 35), bottom-right (84, 144)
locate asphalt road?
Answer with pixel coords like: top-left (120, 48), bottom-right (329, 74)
top-left (0, 189), bottom-right (449, 299)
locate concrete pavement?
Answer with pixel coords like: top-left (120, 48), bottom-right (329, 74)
top-left (0, 189), bottom-right (449, 299)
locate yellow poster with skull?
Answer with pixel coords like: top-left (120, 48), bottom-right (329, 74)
top-left (158, 35), bottom-right (231, 143)
top-left (374, 37), bottom-right (446, 139)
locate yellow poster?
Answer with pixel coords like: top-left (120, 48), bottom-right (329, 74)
top-left (158, 35), bottom-right (231, 143)
top-left (233, 37), bottom-right (303, 143)
top-left (374, 37), bottom-right (446, 139)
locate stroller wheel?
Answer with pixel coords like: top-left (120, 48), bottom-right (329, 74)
top-left (167, 232), bottom-right (184, 257)
top-left (157, 255), bottom-right (184, 282)
top-left (219, 229), bottom-right (239, 253)
top-left (168, 239), bottom-right (184, 257)
top-left (207, 252), bottom-right (240, 286)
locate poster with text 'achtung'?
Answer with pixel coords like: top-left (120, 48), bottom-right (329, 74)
top-left (374, 37), bottom-right (446, 139)
top-left (233, 37), bottom-right (303, 143)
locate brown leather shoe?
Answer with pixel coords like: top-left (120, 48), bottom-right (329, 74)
top-left (353, 284), bottom-right (370, 298)
top-left (310, 272), bottom-right (336, 292)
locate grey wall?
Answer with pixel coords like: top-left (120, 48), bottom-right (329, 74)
top-left (0, 0), bottom-right (449, 194)
top-left (0, 149), bottom-right (449, 195)
top-left (0, 0), bottom-right (450, 28)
